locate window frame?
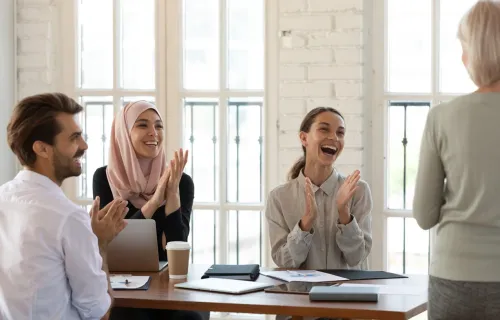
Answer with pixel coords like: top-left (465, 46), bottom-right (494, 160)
top-left (166, 0), bottom-right (273, 267)
top-left (59, 0), bottom-right (166, 203)
top-left (371, 0), bottom-right (470, 271)
top-left (59, 0), bottom-right (279, 270)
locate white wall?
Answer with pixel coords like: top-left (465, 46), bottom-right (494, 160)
top-left (0, 0), bottom-right (17, 184)
top-left (277, 0), bottom-right (370, 182)
top-left (14, 0), bottom-right (373, 186)
top-left (16, 0), bottom-right (58, 100)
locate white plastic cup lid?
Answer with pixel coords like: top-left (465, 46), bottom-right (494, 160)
top-left (166, 241), bottom-right (191, 250)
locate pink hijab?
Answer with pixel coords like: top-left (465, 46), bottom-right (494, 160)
top-left (106, 101), bottom-right (166, 208)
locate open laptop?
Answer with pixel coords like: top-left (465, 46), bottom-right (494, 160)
top-left (174, 278), bottom-right (274, 294)
top-left (107, 220), bottom-right (168, 272)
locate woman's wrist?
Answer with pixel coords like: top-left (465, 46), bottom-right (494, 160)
top-left (299, 216), bottom-right (314, 232)
top-left (142, 199), bottom-right (160, 218)
top-left (338, 206), bottom-right (352, 225)
top-left (164, 192), bottom-right (180, 215)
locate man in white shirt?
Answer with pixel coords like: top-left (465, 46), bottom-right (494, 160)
top-left (0, 93), bottom-right (128, 320)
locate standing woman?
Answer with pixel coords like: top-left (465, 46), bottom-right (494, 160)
top-left (413, 1), bottom-right (500, 319)
top-left (265, 107), bottom-right (372, 270)
top-left (93, 100), bottom-right (205, 320)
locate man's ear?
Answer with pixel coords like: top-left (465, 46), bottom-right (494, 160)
top-left (299, 131), bottom-right (308, 148)
top-left (32, 141), bottom-right (51, 160)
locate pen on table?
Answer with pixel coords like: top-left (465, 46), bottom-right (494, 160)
top-left (115, 279), bottom-right (130, 284)
top-left (113, 279), bottom-right (130, 284)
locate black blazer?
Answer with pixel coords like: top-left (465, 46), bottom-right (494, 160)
top-left (92, 166), bottom-right (194, 261)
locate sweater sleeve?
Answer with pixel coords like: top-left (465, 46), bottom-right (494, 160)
top-left (335, 180), bottom-right (373, 267)
top-left (155, 173), bottom-right (194, 242)
top-left (265, 189), bottom-right (314, 268)
top-left (413, 107), bottom-right (445, 230)
top-left (92, 166), bottom-right (143, 218)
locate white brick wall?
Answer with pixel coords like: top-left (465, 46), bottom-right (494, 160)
top-left (1, 0), bottom-right (17, 183)
top-left (15, 0), bottom-right (368, 185)
top-left (16, 0), bottom-right (58, 100)
top-left (278, 0), bottom-right (365, 182)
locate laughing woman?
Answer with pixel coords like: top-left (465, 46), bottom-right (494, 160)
top-left (92, 100), bottom-right (206, 320)
top-left (265, 106), bottom-right (373, 270)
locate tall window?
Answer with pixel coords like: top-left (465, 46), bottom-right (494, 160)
top-left (64, 0), bottom-right (266, 269)
top-left (65, 0), bottom-right (157, 210)
top-left (375, 0), bottom-right (477, 273)
top-left (180, 0), bottom-right (265, 266)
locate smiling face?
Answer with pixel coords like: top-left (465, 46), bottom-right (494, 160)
top-left (37, 113), bottom-right (88, 184)
top-left (129, 109), bottom-right (164, 159)
top-left (299, 111), bottom-right (345, 166)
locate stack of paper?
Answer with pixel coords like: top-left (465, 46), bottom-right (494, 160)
top-left (260, 270), bottom-right (348, 283)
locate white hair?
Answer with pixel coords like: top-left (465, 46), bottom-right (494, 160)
top-left (458, 0), bottom-right (500, 87)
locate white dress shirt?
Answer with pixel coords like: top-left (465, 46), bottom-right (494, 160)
top-left (0, 170), bottom-right (111, 320)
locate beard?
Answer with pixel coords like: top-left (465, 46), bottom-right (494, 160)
top-left (53, 148), bottom-right (85, 184)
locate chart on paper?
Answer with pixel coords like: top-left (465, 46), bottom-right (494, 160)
top-left (260, 270), bottom-right (348, 283)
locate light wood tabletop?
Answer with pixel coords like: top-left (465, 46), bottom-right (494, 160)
top-left (112, 264), bottom-right (428, 320)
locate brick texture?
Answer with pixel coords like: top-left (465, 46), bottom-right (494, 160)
top-left (17, 0), bottom-right (367, 184)
top-left (16, 0), bottom-right (58, 100)
top-left (278, 0), bottom-right (365, 182)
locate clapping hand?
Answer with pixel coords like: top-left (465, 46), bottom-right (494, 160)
top-left (335, 170), bottom-right (360, 224)
top-left (164, 148), bottom-right (189, 215)
top-left (149, 167), bottom-right (170, 208)
top-left (141, 148), bottom-right (189, 220)
top-left (299, 177), bottom-right (318, 232)
top-left (89, 196), bottom-right (129, 247)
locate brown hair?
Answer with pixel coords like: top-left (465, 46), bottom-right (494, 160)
top-left (7, 92), bottom-right (83, 167)
top-left (287, 107), bottom-right (345, 181)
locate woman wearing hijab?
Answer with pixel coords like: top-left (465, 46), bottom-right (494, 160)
top-left (93, 100), bottom-right (204, 320)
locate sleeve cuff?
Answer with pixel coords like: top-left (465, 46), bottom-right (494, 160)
top-left (129, 210), bottom-right (146, 219)
top-left (290, 221), bottom-right (314, 245)
top-left (337, 214), bottom-right (363, 236)
top-left (96, 294), bottom-right (112, 319)
top-left (164, 208), bottom-right (182, 222)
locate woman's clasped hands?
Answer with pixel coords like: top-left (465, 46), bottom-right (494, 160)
top-left (148, 148), bottom-right (189, 216)
top-left (300, 170), bottom-right (361, 231)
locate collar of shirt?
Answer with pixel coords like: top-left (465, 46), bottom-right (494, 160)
top-left (297, 169), bottom-right (338, 196)
top-left (15, 170), bottom-right (65, 196)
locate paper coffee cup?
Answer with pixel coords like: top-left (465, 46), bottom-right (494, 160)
top-left (166, 241), bottom-right (191, 279)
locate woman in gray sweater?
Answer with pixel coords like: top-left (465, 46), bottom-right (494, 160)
top-left (413, 1), bottom-right (500, 319)
top-left (265, 107), bottom-right (372, 271)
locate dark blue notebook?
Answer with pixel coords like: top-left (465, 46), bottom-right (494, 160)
top-left (201, 264), bottom-right (260, 281)
top-left (317, 269), bottom-right (407, 280)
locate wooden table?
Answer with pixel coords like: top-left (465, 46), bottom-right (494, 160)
top-left (112, 264), bottom-right (428, 320)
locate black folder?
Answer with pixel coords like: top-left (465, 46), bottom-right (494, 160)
top-left (201, 264), bottom-right (260, 281)
top-left (318, 269), bottom-right (407, 280)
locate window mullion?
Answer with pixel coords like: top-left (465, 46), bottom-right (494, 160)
top-left (431, 0), bottom-right (440, 100)
top-left (113, 0), bottom-right (121, 113)
top-left (217, 0), bottom-right (229, 265)
top-left (429, 0), bottom-right (441, 274)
